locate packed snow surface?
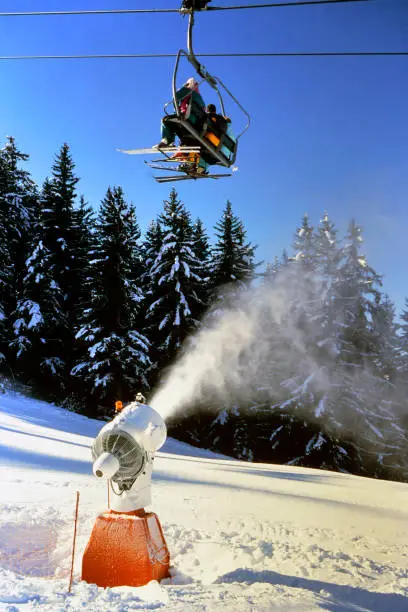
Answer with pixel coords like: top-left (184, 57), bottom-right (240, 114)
top-left (1, 392), bottom-right (408, 611)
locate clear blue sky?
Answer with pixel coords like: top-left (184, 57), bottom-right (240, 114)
top-left (1, 0), bottom-right (407, 311)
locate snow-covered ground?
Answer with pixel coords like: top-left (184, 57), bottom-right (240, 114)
top-left (1, 391), bottom-right (408, 611)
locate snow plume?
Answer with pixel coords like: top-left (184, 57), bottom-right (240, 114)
top-left (150, 266), bottom-right (330, 421)
top-left (150, 263), bottom-right (408, 479)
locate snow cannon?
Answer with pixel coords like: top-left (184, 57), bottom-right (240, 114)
top-left (82, 401), bottom-right (170, 588)
top-left (90, 401), bottom-right (166, 511)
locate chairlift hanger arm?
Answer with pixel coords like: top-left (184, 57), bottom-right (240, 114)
top-left (186, 12), bottom-right (218, 88)
top-left (187, 12), bottom-right (229, 117)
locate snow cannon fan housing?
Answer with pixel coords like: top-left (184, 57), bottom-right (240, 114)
top-left (91, 403), bottom-right (166, 512)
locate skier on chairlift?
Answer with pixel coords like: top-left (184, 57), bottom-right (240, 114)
top-left (203, 103), bottom-right (237, 164)
top-left (154, 77), bottom-right (206, 149)
top-left (205, 103), bottom-right (229, 133)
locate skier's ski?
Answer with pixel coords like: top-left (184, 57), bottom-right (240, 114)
top-left (117, 146), bottom-right (200, 155)
top-left (154, 173), bottom-right (232, 183)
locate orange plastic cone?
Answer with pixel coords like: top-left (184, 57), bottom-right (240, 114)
top-left (82, 509), bottom-right (170, 588)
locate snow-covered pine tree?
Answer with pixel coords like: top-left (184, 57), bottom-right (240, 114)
top-left (40, 144), bottom-right (80, 388)
top-left (141, 219), bottom-right (164, 311)
top-left (72, 186), bottom-right (150, 415)
top-left (311, 212), bottom-right (345, 358)
top-left (65, 196), bottom-right (99, 407)
top-left (261, 257), bottom-right (281, 286)
top-left (335, 219), bottom-right (382, 366)
top-left (371, 294), bottom-right (400, 382)
top-left (244, 216), bottom-right (405, 478)
top-left (192, 218), bottom-right (211, 272)
top-left (397, 298), bottom-right (408, 462)
top-left (11, 239), bottom-right (66, 398)
top-left (210, 200), bottom-right (257, 305)
top-left (254, 267), bottom-right (338, 472)
top-left (0, 151), bottom-right (12, 362)
top-left (283, 219), bottom-right (407, 477)
top-left (191, 217), bottom-right (212, 319)
top-left (270, 214), bottom-right (327, 421)
top-left (10, 179), bottom-right (68, 396)
top-left (262, 250), bottom-right (292, 286)
top-left (146, 189), bottom-right (206, 377)
top-left (291, 213), bottom-right (316, 270)
top-left (139, 219), bottom-right (165, 385)
top-left (398, 299), bottom-right (408, 378)
top-left (318, 220), bottom-right (408, 478)
top-left (287, 212), bottom-right (323, 356)
top-left (368, 294), bottom-right (408, 479)
top-left (315, 212), bottom-right (342, 298)
top-left (0, 137), bottom-right (38, 362)
top-left (143, 220), bottom-right (164, 269)
top-left (70, 196), bottom-right (97, 321)
top-left (186, 203), bottom-right (260, 461)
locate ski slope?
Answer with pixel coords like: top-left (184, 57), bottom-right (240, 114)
top-left (0, 391), bottom-right (408, 611)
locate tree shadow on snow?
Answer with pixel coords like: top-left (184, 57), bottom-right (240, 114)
top-left (215, 465), bottom-right (337, 483)
top-left (0, 424), bottom-right (91, 449)
top-left (0, 443), bottom-right (92, 475)
top-left (215, 568), bottom-right (408, 611)
top-left (153, 471), bottom-right (407, 521)
top-left (0, 396), bottom-right (100, 438)
top-left (158, 454), bottom-right (336, 484)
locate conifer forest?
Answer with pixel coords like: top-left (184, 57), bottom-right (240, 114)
top-left (1, 136), bottom-right (408, 483)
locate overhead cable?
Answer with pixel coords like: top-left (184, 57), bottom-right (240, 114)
top-left (0, 0), bottom-right (372, 18)
top-left (208, 0), bottom-right (371, 10)
top-left (0, 51), bottom-right (405, 60)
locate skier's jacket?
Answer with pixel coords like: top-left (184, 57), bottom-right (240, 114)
top-left (176, 86), bottom-right (205, 116)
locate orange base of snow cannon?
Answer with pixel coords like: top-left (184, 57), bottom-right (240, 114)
top-left (81, 509), bottom-right (170, 588)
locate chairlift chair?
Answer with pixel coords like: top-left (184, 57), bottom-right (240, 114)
top-left (119, 2), bottom-right (250, 183)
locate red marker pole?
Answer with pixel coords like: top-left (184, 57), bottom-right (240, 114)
top-left (68, 491), bottom-right (80, 593)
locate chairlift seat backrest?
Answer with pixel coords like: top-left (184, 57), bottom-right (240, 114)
top-left (202, 113), bottom-right (237, 163)
top-left (184, 94), bottom-right (207, 130)
top-left (207, 113), bottom-right (228, 135)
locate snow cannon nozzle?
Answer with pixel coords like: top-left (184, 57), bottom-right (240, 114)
top-left (92, 451), bottom-right (120, 479)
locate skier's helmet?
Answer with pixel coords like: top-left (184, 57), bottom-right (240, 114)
top-left (185, 77), bottom-right (199, 91)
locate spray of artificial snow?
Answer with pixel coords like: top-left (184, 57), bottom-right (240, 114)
top-left (149, 264), bottom-right (408, 471)
top-left (150, 267), bottom-right (329, 421)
